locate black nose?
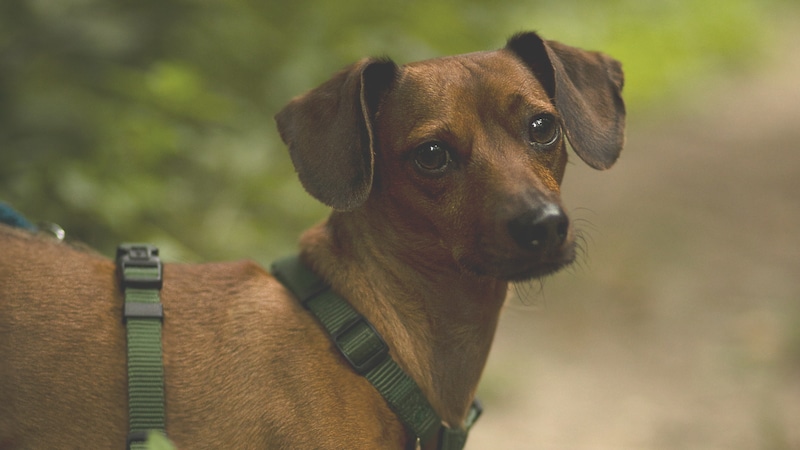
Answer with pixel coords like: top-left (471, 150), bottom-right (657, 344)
top-left (508, 204), bottom-right (569, 252)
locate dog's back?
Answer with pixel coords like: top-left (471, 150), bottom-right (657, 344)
top-left (0, 226), bottom-right (127, 447)
top-left (0, 226), bottom-right (403, 448)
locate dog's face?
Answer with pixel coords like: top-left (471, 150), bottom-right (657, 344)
top-left (276, 32), bottom-right (625, 281)
top-left (371, 52), bottom-right (570, 280)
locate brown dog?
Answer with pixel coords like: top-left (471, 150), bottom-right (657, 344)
top-left (0, 32), bottom-right (624, 449)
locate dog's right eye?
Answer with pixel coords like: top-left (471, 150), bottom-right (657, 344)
top-left (414, 142), bottom-right (451, 174)
top-left (528, 114), bottom-right (560, 148)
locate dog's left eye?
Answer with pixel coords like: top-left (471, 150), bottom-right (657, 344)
top-left (414, 142), bottom-right (451, 173)
top-left (529, 114), bottom-right (560, 147)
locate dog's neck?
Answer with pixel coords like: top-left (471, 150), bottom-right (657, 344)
top-left (299, 211), bottom-right (508, 427)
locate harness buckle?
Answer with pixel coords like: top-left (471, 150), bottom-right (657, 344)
top-left (332, 315), bottom-right (389, 375)
top-left (126, 431), bottom-right (149, 449)
top-left (117, 243), bottom-right (163, 290)
top-left (123, 302), bottom-right (164, 322)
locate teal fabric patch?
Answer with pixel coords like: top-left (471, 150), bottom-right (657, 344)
top-left (0, 202), bottom-right (37, 231)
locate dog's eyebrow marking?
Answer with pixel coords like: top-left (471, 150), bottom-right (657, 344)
top-left (406, 120), bottom-right (458, 147)
top-left (505, 91), bottom-right (554, 116)
top-left (506, 93), bottom-right (529, 115)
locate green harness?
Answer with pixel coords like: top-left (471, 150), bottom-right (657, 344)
top-left (117, 244), bottom-right (166, 449)
top-left (117, 247), bottom-right (480, 450)
top-left (270, 255), bottom-right (481, 450)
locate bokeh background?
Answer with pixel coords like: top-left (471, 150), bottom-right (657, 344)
top-left (2, 0), bottom-right (798, 448)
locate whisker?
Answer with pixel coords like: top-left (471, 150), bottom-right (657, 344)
top-left (568, 207), bottom-right (598, 275)
top-left (508, 277), bottom-right (548, 311)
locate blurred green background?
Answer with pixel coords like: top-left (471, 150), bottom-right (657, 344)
top-left (0, 0), bottom-right (786, 262)
top-left (2, 0), bottom-right (799, 448)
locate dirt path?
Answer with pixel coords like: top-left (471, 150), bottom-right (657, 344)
top-left (468, 26), bottom-right (800, 450)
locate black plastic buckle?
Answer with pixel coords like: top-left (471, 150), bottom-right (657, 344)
top-left (126, 431), bottom-right (149, 449)
top-left (332, 316), bottom-right (389, 375)
top-left (117, 243), bottom-right (163, 290)
top-left (123, 302), bottom-right (164, 323)
top-left (466, 398), bottom-right (483, 427)
top-left (437, 398), bottom-right (483, 450)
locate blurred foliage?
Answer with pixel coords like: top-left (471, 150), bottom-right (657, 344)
top-left (0, 0), bottom-right (788, 263)
top-left (145, 431), bottom-right (176, 450)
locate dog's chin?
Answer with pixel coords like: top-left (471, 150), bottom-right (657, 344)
top-left (459, 252), bottom-right (575, 282)
top-left (498, 260), bottom-right (573, 282)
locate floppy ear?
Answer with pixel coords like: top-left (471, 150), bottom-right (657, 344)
top-left (506, 32), bottom-right (626, 170)
top-left (275, 58), bottom-right (397, 210)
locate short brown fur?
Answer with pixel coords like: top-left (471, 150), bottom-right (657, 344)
top-left (0, 32), bottom-right (624, 449)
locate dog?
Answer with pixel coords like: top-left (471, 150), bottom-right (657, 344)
top-left (0, 32), bottom-right (624, 449)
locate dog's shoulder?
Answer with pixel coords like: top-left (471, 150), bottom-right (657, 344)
top-left (0, 224), bottom-right (114, 295)
top-left (162, 259), bottom-right (279, 302)
top-left (0, 223), bottom-right (107, 262)
top-left (160, 258), bottom-right (312, 331)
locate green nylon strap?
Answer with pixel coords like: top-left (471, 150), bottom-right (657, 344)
top-left (117, 244), bottom-right (166, 450)
top-left (271, 255), bottom-right (480, 450)
top-left (305, 291), bottom-right (441, 442)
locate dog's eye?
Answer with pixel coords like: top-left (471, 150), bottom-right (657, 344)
top-left (414, 142), bottom-right (451, 173)
top-left (529, 114), bottom-right (560, 147)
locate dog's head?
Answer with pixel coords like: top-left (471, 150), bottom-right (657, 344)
top-left (276, 32), bottom-right (625, 281)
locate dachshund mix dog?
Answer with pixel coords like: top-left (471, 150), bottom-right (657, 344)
top-left (0, 32), bottom-right (624, 449)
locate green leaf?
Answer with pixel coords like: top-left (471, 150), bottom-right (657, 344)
top-left (145, 431), bottom-right (177, 450)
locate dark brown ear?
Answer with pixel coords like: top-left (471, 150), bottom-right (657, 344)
top-left (506, 32), bottom-right (626, 170)
top-left (275, 58), bottom-right (397, 210)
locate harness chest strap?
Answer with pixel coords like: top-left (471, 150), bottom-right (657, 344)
top-left (117, 244), bottom-right (167, 449)
top-left (271, 255), bottom-right (481, 450)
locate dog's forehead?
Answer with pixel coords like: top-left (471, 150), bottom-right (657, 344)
top-left (376, 50), bottom-right (554, 146)
top-left (399, 50), bottom-right (546, 96)
top-left (387, 49), bottom-right (553, 118)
